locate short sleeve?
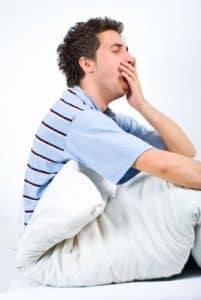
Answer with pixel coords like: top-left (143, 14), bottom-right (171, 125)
top-left (66, 110), bottom-right (153, 184)
top-left (108, 110), bottom-right (166, 150)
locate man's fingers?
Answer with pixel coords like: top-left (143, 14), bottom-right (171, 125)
top-left (120, 61), bottom-right (136, 76)
top-left (121, 71), bottom-right (133, 85)
top-left (119, 64), bottom-right (136, 80)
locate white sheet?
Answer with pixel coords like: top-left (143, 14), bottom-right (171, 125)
top-left (1, 255), bottom-right (201, 300)
top-left (16, 161), bottom-right (201, 287)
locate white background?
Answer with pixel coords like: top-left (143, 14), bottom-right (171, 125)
top-left (0, 0), bottom-right (201, 229)
top-left (0, 0), bottom-right (201, 293)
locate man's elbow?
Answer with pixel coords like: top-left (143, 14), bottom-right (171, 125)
top-left (165, 144), bottom-right (197, 158)
top-left (185, 146), bottom-right (197, 158)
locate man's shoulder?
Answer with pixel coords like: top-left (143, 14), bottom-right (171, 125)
top-left (60, 88), bottom-right (87, 111)
top-left (46, 89), bottom-right (92, 121)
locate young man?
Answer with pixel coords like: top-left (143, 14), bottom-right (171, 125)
top-left (23, 17), bottom-right (201, 226)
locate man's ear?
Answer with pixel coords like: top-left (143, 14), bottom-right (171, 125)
top-left (79, 56), bottom-right (94, 74)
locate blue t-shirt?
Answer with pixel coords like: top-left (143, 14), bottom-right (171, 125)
top-left (23, 86), bottom-right (165, 225)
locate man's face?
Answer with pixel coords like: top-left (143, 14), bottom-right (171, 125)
top-left (93, 30), bottom-right (134, 101)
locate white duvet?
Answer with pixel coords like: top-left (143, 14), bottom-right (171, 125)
top-left (16, 161), bottom-right (201, 287)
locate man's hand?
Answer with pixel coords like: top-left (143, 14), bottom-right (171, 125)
top-left (119, 59), bottom-right (146, 111)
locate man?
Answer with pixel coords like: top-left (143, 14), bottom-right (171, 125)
top-left (23, 17), bottom-right (201, 226)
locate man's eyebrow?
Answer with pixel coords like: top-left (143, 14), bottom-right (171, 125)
top-left (110, 43), bottom-right (129, 51)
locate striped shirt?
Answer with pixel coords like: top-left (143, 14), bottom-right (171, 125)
top-left (23, 85), bottom-right (165, 225)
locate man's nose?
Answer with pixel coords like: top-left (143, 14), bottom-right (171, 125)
top-left (123, 52), bottom-right (135, 66)
top-left (127, 55), bottom-right (135, 66)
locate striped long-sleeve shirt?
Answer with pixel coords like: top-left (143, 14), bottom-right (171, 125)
top-left (23, 85), bottom-right (165, 225)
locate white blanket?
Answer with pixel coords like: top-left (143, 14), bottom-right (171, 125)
top-left (16, 161), bottom-right (201, 287)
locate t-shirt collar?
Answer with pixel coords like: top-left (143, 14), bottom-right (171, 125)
top-left (70, 85), bottom-right (101, 111)
top-left (69, 85), bottom-right (115, 117)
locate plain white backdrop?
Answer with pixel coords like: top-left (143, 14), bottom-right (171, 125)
top-left (0, 0), bottom-right (201, 294)
top-left (0, 0), bottom-right (201, 239)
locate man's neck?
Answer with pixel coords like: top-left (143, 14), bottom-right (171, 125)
top-left (79, 82), bottom-right (108, 112)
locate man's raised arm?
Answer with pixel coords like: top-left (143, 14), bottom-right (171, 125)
top-left (119, 59), bottom-right (196, 157)
top-left (135, 100), bottom-right (196, 158)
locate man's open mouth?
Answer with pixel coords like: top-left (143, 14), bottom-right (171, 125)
top-left (120, 76), bottom-right (129, 89)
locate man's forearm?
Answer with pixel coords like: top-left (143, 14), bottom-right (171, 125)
top-left (161, 151), bottom-right (201, 189)
top-left (134, 149), bottom-right (201, 190)
top-left (137, 100), bottom-right (196, 157)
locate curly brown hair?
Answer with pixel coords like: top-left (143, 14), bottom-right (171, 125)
top-left (57, 17), bottom-right (123, 87)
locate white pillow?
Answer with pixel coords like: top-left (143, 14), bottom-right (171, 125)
top-left (16, 160), bottom-right (106, 268)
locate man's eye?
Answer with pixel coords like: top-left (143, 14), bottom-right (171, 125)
top-left (112, 49), bottom-right (120, 53)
